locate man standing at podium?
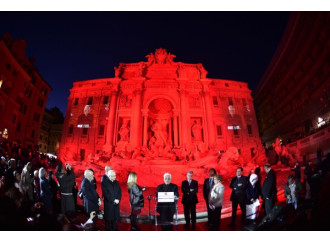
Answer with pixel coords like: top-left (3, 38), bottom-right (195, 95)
top-left (181, 171), bottom-right (198, 230)
top-left (157, 173), bottom-right (179, 230)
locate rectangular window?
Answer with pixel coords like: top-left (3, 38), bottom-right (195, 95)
top-left (103, 96), bottom-right (109, 104)
top-left (216, 125), bottom-right (222, 136)
top-left (16, 122), bottom-right (21, 132)
top-left (99, 125), bottom-right (105, 135)
top-left (87, 97), bottom-right (93, 105)
top-left (12, 114), bottom-right (16, 124)
top-left (233, 126), bottom-right (239, 135)
top-left (42, 87), bottom-right (48, 96)
top-left (212, 96), bottom-right (218, 106)
top-left (228, 97), bottom-right (233, 106)
top-left (242, 98), bottom-right (247, 106)
top-left (31, 130), bottom-right (35, 138)
top-left (225, 83), bottom-right (229, 87)
top-left (37, 98), bottom-right (44, 108)
top-left (82, 128), bottom-right (88, 135)
top-left (23, 105), bottom-right (27, 114)
top-left (74, 98), bottom-right (79, 106)
top-left (247, 125), bottom-right (252, 135)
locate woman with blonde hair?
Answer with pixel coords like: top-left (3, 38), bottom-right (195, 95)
top-left (208, 174), bottom-right (225, 230)
top-left (127, 172), bottom-right (145, 231)
top-left (21, 162), bottom-right (34, 201)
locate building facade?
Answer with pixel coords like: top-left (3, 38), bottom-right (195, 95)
top-left (0, 32), bottom-right (51, 148)
top-left (253, 13), bottom-right (330, 154)
top-left (59, 48), bottom-right (263, 162)
top-left (38, 107), bottom-right (64, 155)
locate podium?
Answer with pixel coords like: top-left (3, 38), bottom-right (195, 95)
top-left (155, 192), bottom-right (178, 231)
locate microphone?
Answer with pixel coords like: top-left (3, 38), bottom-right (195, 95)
top-left (147, 191), bottom-right (157, 200)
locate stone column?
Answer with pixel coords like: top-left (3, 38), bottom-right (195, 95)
top-left (202, 90), bottom-right (216, 146)
top-left (130, 89), bottom-right (143, 147)
top-left (142, 109), bottom-right (149, 147)
top-left (104, 90), bottom-right (118, 152)
top-left (179, 89), bottom-right (190, 145)
top-left (173, 110), bottom-right (179, 147)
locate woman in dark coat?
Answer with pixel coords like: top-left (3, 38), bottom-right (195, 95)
top-left (127, 172), bottom-right (145, 231)
top-left (101, 169), bottom-right (121, 231)
top-left (80, 169), bottom-right (101, 221)
top-left (39, 167), bottom-right (53, 213)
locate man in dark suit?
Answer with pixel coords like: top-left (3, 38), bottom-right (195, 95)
top-left (80, 169), bottom-right (101, 222)
top-left (181, 171), bottom-right (198, 230)
top-left (157, 173), bottom-right (179, 231)
top-left (101, 169), bottom-right (121, 231)
top-left (229, 167), bottom-right (248, 227)
top-left (261, 163), bottom-right (277, 215)
top-left (203, 168), bottom-right (216, 226)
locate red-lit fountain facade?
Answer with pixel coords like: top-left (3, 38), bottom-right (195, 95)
top-left (58, 49), bottom-right (266, 186)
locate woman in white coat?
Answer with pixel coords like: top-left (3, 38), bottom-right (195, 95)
top-left (208, 174), bottom-right (225, 230)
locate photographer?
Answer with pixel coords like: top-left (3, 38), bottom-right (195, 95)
top-left (55, 163), bottom-right (76, 214)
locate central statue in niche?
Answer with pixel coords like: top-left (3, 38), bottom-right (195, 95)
top-left (147, 98), bottom-right (175, 159)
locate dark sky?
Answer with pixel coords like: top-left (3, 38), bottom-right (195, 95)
top-left (0, 12), bottom-right (290, 115)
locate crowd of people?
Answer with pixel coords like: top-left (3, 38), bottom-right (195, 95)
top-left (1, 138), bottom-right (330, 231)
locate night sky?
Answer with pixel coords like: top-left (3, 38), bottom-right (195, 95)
top-left (0, 12), bottom-right (290, 115)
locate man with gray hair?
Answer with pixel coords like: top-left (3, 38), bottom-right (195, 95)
top-left (156, 173), bottom-right (179, 230)
top-left (181, 171), bottom-right (198, 230)
top-left (81, 169), bottom-right (101, 222)
top-left (101, 165), bottom-right (112, 184)
top-left (102, 169), bottom-right (121, 230)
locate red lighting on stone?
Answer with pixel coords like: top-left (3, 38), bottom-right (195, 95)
top-left (58, 48), bottom-right (266, 186)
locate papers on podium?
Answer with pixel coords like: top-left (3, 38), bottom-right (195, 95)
top-left (158, 192), bottom-right (174, 203)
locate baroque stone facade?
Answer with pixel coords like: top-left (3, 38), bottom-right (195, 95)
top-left (59, 48), bottom-right (264, 168)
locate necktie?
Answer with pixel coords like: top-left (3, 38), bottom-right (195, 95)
top-left (209, 177), bottom-right (213, 187)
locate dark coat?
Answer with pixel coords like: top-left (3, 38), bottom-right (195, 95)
top-left (229, 176), bottom-right (248, 202)
top-left (203, 177), bottom-right (214, 202)
top-left (156, 183), bottom-right (179, 215)
top-left (181, 179), bottom-right (198, 205)
top-left (55, 169), bottom-right (76, 193)
top-left (128, 184), bottom-right (144, 210)
top-left (246, 183), bottom-right (260, 204)
top-left (81, 177), bottom-right (100, 215)
top-left (101, 176), bottom-right (122, 221)
top-left (55, 169), bottom-right (76, 213)
top-left (261, 169), bottom-right (277, 200)
top-left (40, 177), bottom-right (53, 211)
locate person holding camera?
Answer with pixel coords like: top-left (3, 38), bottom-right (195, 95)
top-left (127, 172), bottom-right (145, 231)
top-left (101, 169), bottom-right (121, 230)
top-left (81, 169), bottom-right (101, 222)
top-left (55, 163), bottom-right (76, 214)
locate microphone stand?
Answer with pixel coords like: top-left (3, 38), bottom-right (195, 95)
top-left (147, 192), bottom-right (157, 231)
